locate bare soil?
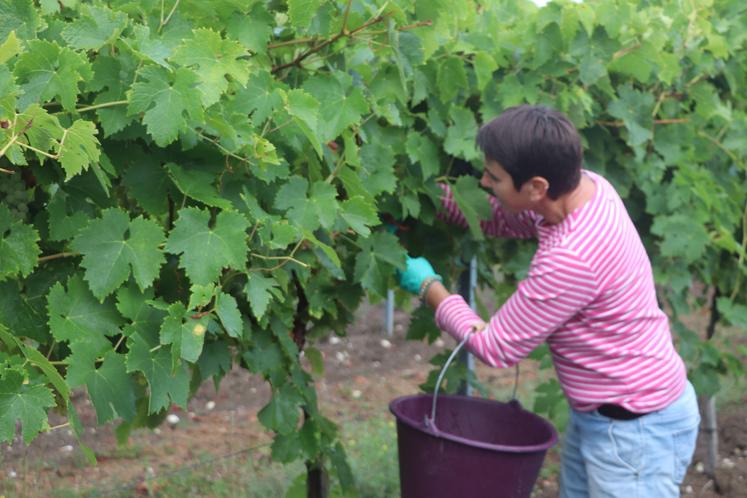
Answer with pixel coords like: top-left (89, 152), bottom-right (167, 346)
top-left (1, 302), bottom-right (745, 497)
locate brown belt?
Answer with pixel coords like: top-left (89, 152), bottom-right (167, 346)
top-left (597, 404), bottom-right (647, 421)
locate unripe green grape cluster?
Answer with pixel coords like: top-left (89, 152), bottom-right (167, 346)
top-left (0, 172), bottom-right (31, 221)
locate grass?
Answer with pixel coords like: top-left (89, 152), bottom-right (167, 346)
top-left (36, 417), bottom-right (398, 498)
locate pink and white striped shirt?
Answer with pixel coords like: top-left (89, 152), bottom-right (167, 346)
top-left (436, 170), bottom-right (687, 412)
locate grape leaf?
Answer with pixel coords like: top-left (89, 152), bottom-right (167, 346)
top-left (287, 0), bottom-right (321, 29)
top-left (126, 330), bottom-right (190, 413)
top-left (0, 30), bottom-right (21, 64)
top-left (258, 383), bottom-right (303, 435)
top-left (451, 176), bottom-right (492, 241)
top-left (215, 291), bottom-right (242, 338)
top-left (60, 4), bottom-right (128, 51)
top-left (159, 303), bottom-right (210, 364)
top-left (274, 176), bottom-right (339, 231)
top-left (0, 0), bottom-right (39, 41)
top-left (165, 208), bottom-right (249, 286)
top-left (70, 351), bottom-right (136, 424)
top-left (444, 106), bottom-right (479, 161)
top-left (166, 163), bottom-right (232, 209)
top-left (0, 371), bottom-right (55, 444)
top-left (353, 231), bottom-right (407, 298)
top-left (127, 66), bottom-right (204, 146)
top-left (340, 196), bottom-right (379, 237)
top-left (651, 214), bottom-right (710, 263)
top-left (13, 39), bottom-right (92, 111)
top-left (607, 84), bottom-right (654, 147)
top-left (170, 28), bottom-right (249, 106)
top-left (56, 119), bottom-right (101, 180)
top-left (0, 205), bottom-right (39, 281)
top-left (71, 209), bottom-right (165, 300)
top-left (437, 56), bottom-right (467, 102)
top-left (245, 274), bottom-right (281, 321)
top-left (303, 72), bottom-right (370, 142)
top-left (47, 275), bottom-right (123, 343)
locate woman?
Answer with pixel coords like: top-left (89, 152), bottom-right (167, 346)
top-left (397, 105), bottom-right (700, 497)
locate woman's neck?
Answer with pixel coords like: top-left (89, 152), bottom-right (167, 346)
top-left (538, 174), bottom-right (596, 225)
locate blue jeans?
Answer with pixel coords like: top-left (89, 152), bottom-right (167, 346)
top-left (559, 382), bottom-right (700, 498)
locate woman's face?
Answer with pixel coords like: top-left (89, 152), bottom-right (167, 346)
top-left (479, 159), bottom-right (530, 213)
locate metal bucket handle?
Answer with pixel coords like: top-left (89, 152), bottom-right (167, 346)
top-left (425, 331), bottom-right (521, 432)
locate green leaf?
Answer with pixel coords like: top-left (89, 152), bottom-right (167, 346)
top-left (245, 274), bottom-right (279, 321)
top-left (285, 89), bottom-right (322, 157)
top-left (607, 85), bottom-right (654, 147)
top-left (47, 274), bottom-right (123, 343)
top-left (607, 42), bottom-right (657, 83)
top-left (60, 4), bottom-right (128, 51)
top-left (237, 71), bottom-right (283, 124)
top-left (0, 30), bottom-right (20, 64)
top-left (340, 196), bottom-right (379, 237)
top-left (159, 303), bottom-right (210, 364)
top-left (303, 73), bottom-right (370, 142)
top-left (406, 305), bottom-right (441, 344)
top-left (165, 208), bottom-right (249, 286)
top-left (0, 205), bottom-right (39, 281)
top-left (304, 346), bottom-right (324, 377)
top-left (287, 0), bottom-right (321, 29)
top-left (405, 132), bottom-right (440, 179)
top-left (437, 56), bottom-right (467, 103)
top-left (716, 298), bottom-right (747, 329)
top-left (166, 163), bottom-right (232, 209)
top-left (13, 39), bottom-right (92, 111)
top-left (444, 106), bottom-right (479, 160)
top-left (0, 371), bottom-right (55, 444)
top-left (126, 331), bottom-right (190, 413)
top-left (353, 231), bottom-right (407, 298)
top-left (452, 176), bottom-right (492, 241)
top-left (226, 4), bottom-right (273, 54)
top-left (258, 383), bottom-right (302, 435)
top-left (170, 28), bottom-right (249, 106)
top-left (216, 291), bottom-right (242, 338)
top-left (56, 119), bottom-right (101, 180)
top-left (274, 176), bottom-right (339, 231)
top-left (72, 351), bottom-right (136, 424)
top-left (71, 209), bottom-right (165, 300)
top-left (473, 51), bottom-right (498, 91)
top-left (0, 0), bottom-right (39, 42)
top-left (650, 214), bottom-right (710, 263)
top-left (127, 66), bottom-right (204, 147)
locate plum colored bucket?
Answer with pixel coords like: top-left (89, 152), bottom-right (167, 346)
top-left (389, 394), bottom-right (558, 498)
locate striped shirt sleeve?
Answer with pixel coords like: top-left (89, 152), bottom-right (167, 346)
top-left (435, 251), bottom-right (598, 368)
top-left (438, 183), bottom-right (538, 239)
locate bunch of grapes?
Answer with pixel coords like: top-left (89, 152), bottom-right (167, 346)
top-left (0, 172), bottom-right (32, 221)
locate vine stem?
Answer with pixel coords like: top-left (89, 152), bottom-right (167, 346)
top-left (196, 132), bottom-right (253, 165)
top-left (250, 240), bottom-right (308, 272)
top-left (75, 100), bottom-right (129, 113)
top-left (47, 422), bottom-right (70, 432)
top-left (271, 12), bottom-right (389, 74)
top-left (38, 252), bottom-right (80, 263)
top-left (698, 130), bottom-right (743, 166)
top-left (112, 335), bottom-right (126, 353)
top-left (597, 118), bottom-right (690, 127)
top-left (159, 0), bottom-right (180, 33)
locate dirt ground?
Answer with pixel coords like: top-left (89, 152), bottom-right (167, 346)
top-left (1, 302), bottom-right (746, 497)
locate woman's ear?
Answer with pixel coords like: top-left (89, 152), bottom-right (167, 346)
top-left (526, 176), bottom-right (550, 202)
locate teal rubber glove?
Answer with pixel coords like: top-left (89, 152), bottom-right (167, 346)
top-left (397, 256), bottom-right (442, 294)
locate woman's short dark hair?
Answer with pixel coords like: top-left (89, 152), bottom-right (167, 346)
top-left (476, 105), bottom-right (582, 199)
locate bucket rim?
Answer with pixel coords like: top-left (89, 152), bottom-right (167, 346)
top-left (389, 394), bottom-right (559, 454)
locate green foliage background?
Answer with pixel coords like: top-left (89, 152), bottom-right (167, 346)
top-left (1, 0), bottom-right (746, 492)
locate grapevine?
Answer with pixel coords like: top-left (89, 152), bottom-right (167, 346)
top-left (0, 0), bottom-right (745, 494)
